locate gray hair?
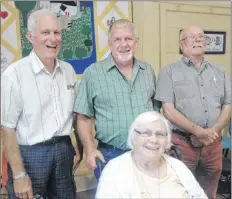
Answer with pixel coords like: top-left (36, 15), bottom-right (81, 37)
top-left (179, 26), bottom-right (204, 41)
top-left (108, 19), bottom-right (138, 40)
top-left (27, 9), bottom-right (57, 34)
top-left (127, 111), bottom-right (172, 151)
top-left (179, 29), bottom-right (184, 41)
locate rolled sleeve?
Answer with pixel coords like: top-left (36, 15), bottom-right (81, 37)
top-left (1, 73), bottom-right (22, 128)
top-left (223, 72), bottom-right (231, 105)
top-left (73, 68), bottom-right (94, 117)
top-left (155, 66), bottom-right (174, 104)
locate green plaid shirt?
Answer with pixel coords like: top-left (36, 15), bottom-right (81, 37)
top-left (73, 54), bottom-right (160, 150)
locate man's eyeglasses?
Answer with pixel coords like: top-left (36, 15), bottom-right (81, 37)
top-left (181, 34), bottom-right (206, 41)
top-left (135, 129), bottom-right (167, 139)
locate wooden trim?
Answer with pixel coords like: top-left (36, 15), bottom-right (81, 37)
top-left (133, 2), bottom-right (161, 75)
top-left (161, 1), bottom-right (231, 8)
top-left (132, 1), bottom-right (144, 60)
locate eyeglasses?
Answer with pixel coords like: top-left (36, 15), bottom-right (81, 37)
top-left (135, 129), bottom-right (167, 139)
top-left (181, 34), bottom-right (206, 41)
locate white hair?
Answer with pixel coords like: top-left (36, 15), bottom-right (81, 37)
top-left (108, 19), bottom-right (138, 40)
top-left (127, 111), bottom-right (172, 151)
top-left (27, 9), bottom-right (56, 34)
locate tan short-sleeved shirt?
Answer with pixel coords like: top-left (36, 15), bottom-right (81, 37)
top-left (155, 57), bottom-right (231, 129)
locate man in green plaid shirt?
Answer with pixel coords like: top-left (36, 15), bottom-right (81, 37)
top-left (73, 19), bottom-right (160, 180)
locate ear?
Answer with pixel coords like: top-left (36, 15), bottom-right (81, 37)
top-left (26, 32), bottom-right (34, 44)
top-left (108, 39), bottom-right (112, 51)
top-left (179, 41), bottom-right (184, 52)
top-left (135, 38), bottom-right (139, 48)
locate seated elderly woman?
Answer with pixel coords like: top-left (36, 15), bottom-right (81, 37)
top-left (96, 111), bottom-right (207, 199)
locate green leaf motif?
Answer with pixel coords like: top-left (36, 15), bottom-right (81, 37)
top-left (15, 1), bottom-right (36, 27)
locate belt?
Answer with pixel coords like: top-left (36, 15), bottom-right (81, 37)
top-left (173, 129), bottom-right (204, 148)
top-left (33, 136), bottom-right (70, 146)
top-left (173, 129), bottom-right (191, 139)
top-left (98, 141), bottom-right (129, 152)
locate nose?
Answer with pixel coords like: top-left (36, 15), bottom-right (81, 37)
top-left (149, 133), bottom-right (159, 143)
top-left (120, 39), bottom-right (128, 47)
top-left (195, 36), bottom-right (201, 42)
top-left (49, 32), bottom-right (56, 41)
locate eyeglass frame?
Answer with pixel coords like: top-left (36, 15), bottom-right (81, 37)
top-left (180, 34), bottom-right (207, 41)
top-left (134, 129), bottom-right (168, 139)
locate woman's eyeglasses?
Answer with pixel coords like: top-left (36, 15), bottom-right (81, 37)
top-left (134, 129), bottom-right (167, 139)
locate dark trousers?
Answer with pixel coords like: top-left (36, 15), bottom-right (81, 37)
top-left (172, 132), bottom-right (222, 199)
top-left (7, 136), bottom-right (76, 199)
top-left (94, 141), bottom-right (128, 181)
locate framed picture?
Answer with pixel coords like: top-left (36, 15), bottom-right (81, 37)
top-left (204, 31), bottom-right (226, 54)
top-left (179, 30), bottom-right (226, 54)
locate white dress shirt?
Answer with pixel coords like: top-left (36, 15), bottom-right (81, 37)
top-left (1, 51), bottom-right (77, 145)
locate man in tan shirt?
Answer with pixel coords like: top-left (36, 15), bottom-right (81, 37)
top-left (155, 25), bottom-right (231, 199)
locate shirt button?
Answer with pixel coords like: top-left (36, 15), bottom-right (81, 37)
top-left (203, 97), bottom-right (205, 99)
top-left (205, 110), bottom-right (207, 112)
top-left (201, 84), bottom-right (203, 86)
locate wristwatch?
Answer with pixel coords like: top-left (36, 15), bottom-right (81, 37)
top-left (13, 172), bottom-right (27, 180)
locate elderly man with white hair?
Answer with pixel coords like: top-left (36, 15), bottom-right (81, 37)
top-left (96, 111), bottom-right (207, 199)
top-left (1, 9), bottom-right (79, 199)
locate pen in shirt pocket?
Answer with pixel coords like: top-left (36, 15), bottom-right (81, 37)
top-left (213, 77), bottom-right (217, 85)
top-left (67, 84), bottom-right (74, 90)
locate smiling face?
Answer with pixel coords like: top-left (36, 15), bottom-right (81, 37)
top-left (26, 13), bottom-right (61, 64)
top-left (180, 26), bottom-right (206, 58)
top-left (133, 120), bottom-right (168, 161)
top-left (108, 25), bottom-right (138, 63)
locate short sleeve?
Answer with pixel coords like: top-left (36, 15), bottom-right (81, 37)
top-left (155, 66), bottom-right (175, 104)
top-left (1, 73), bottom-right (23, 128)
top-left (73, 68), bottom-right (94, 117)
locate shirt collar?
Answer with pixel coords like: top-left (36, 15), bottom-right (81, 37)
top-left (181, 56), bottom-right (208, 68)
top-left (105, 53), bottom-right (145, 72)
top-left (29, 51), bottom-right (62, 74)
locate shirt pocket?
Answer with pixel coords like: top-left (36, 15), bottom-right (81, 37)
top-left (210, 78), bottom-right (224, 104)
top-left (96, 86), bottom-right (117, 107)
top-left (210, 78), bottom-right (224, 97)
top-left (173, 80), bottom-right (194, 100)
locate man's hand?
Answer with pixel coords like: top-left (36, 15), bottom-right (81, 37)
top-left (192, 127), bottom-right (219, 146)
top-left (190, 135), bottom-right (211, 147)
top-left (195, 127), bottom-right (218, 140)
top-left (13, 175), bottom-right (33, 199)
top-left (85, 147), bottom-right (105, 170)
top-left (72, 147), bottom-right (81, 174)
top-left (190, 135), bottom-right (203, 147)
